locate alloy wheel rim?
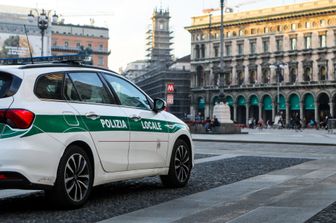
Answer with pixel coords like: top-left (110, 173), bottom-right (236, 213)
top-left (64, 153), bottom-right (90, 202)
top-left (174, 145), bottom-right (190, 183)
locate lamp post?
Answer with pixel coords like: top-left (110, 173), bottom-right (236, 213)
top-left (218, 0), bottom-right (233, 103)
top-left (28, 9), bottom-right (58, 56)
top-left (270, 63), bottom-right (287, 114)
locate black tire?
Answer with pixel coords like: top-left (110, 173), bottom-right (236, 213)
top-left (160, 139), bottom-right (192, 188)
top-left (46, 145), bottom-right (94, 209)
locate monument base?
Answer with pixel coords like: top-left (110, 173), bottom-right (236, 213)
top-left (190, 123), bottom-right (241, 134)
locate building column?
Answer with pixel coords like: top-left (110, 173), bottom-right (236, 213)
top-left (313, 59), bottom-right (319, 82)
top-left (205, 103), bottom-right (210, 118)
top-left (300, 102), bottom-right (304, 120)
top-left (246, 105), bottom-right (249, 126)
top-left (329, 102), bottom-right (334, 118)
top-left (232, 63), bottom-right (237, 85)
top-left (233, 103), bottom-right (237, 122)
top-left (285, 103), bottom-right (290, 126)
top-left (244, 65), bottom-right (249, 84)
top-left (272, 103), bottom-right (275, 122)
top-left (257, 64), bottom-right (262, 83)
top-left (314, 102), bottom-right (319, 127)
top-left (259, 103), bottom-right (263, 121)
top-left (328, 58), bottom-right (334, 81)
top-left (298, 60), bottom-right (303, 82)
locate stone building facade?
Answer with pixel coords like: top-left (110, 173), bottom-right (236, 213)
top-left (51, 23), bottom-right (110, 68)
top-left (186, 0), bottom-right (336, 126)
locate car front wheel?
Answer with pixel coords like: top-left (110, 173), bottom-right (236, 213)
top-left (160, 139), bottom-right (192, 188)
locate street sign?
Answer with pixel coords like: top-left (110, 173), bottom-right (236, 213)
top-left (167, 83), bottom-right (174, 93)
top-left (167, 94), bottom-right (174, 105)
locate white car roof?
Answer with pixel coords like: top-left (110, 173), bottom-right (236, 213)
top-left (0, 64), bottom-right (120, 80)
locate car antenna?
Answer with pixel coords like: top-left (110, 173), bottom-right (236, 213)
top-left (23, 25), bottom-right (34, 64)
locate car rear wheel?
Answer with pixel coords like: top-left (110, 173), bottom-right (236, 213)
top-left (160, 139), bottom-right (192, 188)
top-left (46, 145), bottom-right (93, 209)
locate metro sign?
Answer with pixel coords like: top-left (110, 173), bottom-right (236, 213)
top-left (167, 83), bottom-right (175, 93)
top-left (167, 94), bottom-right (174, 105)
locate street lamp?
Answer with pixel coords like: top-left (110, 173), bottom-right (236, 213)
top-left (218, 0), bottom-right (233, 103)
top-left (270, 63), bottom-right (288, 114)
top-left (28, 9), bottom-right (58, 56)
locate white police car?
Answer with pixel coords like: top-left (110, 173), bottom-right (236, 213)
top-left (0, 56), bottom-right (193, 208)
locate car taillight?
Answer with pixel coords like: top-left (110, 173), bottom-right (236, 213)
top-left (0, 174), bottom-right (7, 180)
top-left (0, 109), bottom-right (35, 129)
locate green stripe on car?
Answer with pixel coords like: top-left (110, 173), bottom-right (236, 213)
top-left (12, 115), bottom-right (186, 138)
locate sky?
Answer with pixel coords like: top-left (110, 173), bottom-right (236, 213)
top-left (0, 0), bottom-right (313, 71)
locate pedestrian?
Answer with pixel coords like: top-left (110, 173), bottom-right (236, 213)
top-left (213, 115), bottom-right (220, 127)
top-left (204, 116), bottom-right (212, 132)
top-left (295, 113), bottom-right (302, 131)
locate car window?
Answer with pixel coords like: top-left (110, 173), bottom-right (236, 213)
top-left (68, 72), bottom-right (112, 104)
top-left (103, 74), bottom-right (151, 110)
top-left (0, 73), bottom-right (12, 98)
top-left (35, 73), bottom-right (64, 100)
top-left (64, 75), bottom-right (81, 101)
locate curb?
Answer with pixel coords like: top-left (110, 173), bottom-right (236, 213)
top-left (192, 138), bottom-right (336, 147)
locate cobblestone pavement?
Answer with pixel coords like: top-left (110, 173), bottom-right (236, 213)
top-left (0, 155), bottom-right (309, 223)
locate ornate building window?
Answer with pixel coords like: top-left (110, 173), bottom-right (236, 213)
top-left (320, 19), bottom-right (327, 27)
top-left (304, 35), bottom-right (312, 49)
top-left (276, 37), bottom-right (283, 51)
top-left (214, 45), bottom-right (219, 58)
top-left (237, 71), bottom-right (244, 85)
top-left (262, 69), bottom-right (270, 84)
top-left (277, 25), bottom-right (282, 32)
top-left (196, 66), bottom-right (204, 87)
top-left (195, 45), bottom-right (200, 59)
top-left (225, 44), bottom-right (232, 56)
top-left (303, 67), bottom-right (312, 82)
top-left (305, 22), bottom-right (311, 29)
top-left (262, 38), bottom-right (269, 53)
top-left (250, 40), bottom-right (256, 54)
top-left (319, 66), bottom-right (327, 81)
top-left (237, 42), bottom-right (244, 55)
top-left (289, 68), bottom-right (297, 83)
top-left (225, 73), bottom-right (232, 85)
top-left (291, 23), bottom-right (297, 31)
top-left (290, 37), bottom-right (297, 50)
top-left (249, 70), bottom-right (257, 84)
top-left (319, 34), bottom-right (327, 48)
top-left (201, 44), bottom-right (206, 58)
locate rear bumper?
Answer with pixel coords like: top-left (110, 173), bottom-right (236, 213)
top-left (0, 134), bottom-right (65, 187)
top-left (0, 172), bottom-right (51, 190)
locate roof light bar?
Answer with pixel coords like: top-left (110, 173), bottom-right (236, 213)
top-left (0, 54), bottom-right (90, 65)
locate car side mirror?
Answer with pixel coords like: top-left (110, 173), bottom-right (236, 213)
top-left (153, 98), bottom-right (166, 112)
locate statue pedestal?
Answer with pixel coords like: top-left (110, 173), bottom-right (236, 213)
top-left (190, 102), bottom-right (241, 134)
top-left (213, 102), bottom-right (233, 124)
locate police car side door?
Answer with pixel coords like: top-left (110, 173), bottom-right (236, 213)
top-left (65, 71), bottom-right (130, 173)
top-left (102, 73), bottom-right (169, 170)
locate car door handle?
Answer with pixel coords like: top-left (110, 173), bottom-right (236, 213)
top-left (85, 112), bottom-right (100, 120)
top-left (130, 115), bottom-right (142, 121)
